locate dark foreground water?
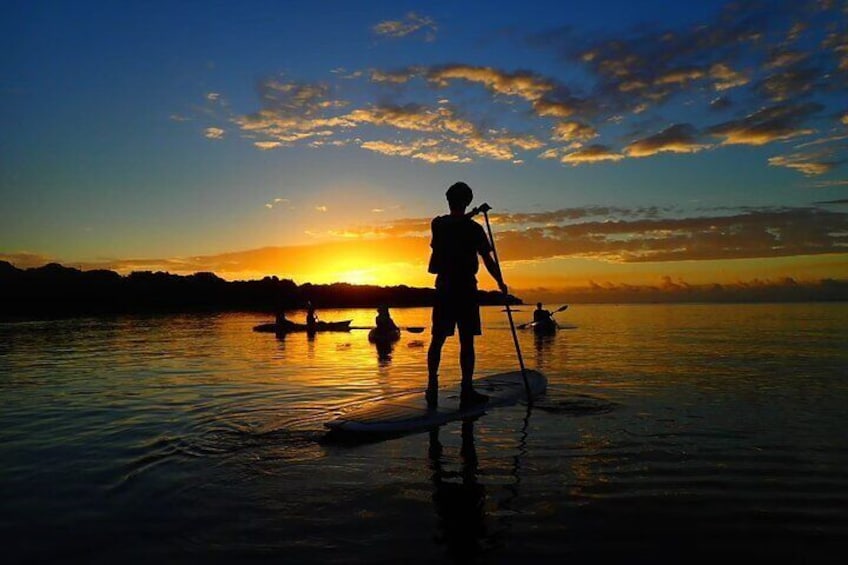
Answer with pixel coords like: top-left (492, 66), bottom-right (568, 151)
top-left (2, 304), bottom-right (847, 564)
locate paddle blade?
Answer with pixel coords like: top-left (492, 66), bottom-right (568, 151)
top-left (405, 327), bottom-right (425, 333)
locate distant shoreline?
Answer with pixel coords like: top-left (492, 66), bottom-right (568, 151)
top-left (0, 261), bottom-right (521, 320)
top-left (2, 260), bottom-right (846, 321)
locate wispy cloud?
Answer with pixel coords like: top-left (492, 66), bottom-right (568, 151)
top-left (426, 65), bottom-right (555, 101)
top-left (707, 103), bottom-right (821, 146)
top-left (550, 277), bottom-right (848, 304)
top-left (373, 12), bottom-right (437, 41)
top-left (552, 121), bottom-right (598, 142)
top-left (204, 127), bottom-right (225, 140)
top-left (488, 207), bottom-right (848, 264)
top-left (264, 197), bottom-right (290, 209)
top-left (561, 145), bottom-right (624, 165)
top-left (624, 124), bottom-right (711, 157)
top-left (809, 180), bottom-right (848, 188)
top-left (769, 152), bottom-right (842, 176)
top-left (31, 205), bottom-right (845, 286)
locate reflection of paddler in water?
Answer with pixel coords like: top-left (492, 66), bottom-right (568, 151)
top-left (533, 327), bottom-right (556, 368)
top-left (428, 419), bottom-right (487, 560)
top-left (375, 339), bottom-right (394, 364)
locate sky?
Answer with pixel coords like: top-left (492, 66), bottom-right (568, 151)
top-left (2, 0), bottom-right (847, 301)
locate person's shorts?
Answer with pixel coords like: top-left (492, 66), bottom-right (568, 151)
top-left (431, 286), bottom-right (481, 337)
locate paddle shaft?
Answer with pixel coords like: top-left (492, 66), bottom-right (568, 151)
top-left (481, 208), bottom-right (531, 401)
top-left (349, 326), bottom-right (424, 333)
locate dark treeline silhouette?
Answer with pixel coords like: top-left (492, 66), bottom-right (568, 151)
top-left (0, 261), bottom-right (521, 319)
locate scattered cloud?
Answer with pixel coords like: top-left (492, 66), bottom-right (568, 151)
top-left (552, 121), bottom-right (598, 142)
top-left (707, 103), bottom-right (821, 146)
top-left (373, 12), bottom-right (437, 41)
top-left (561, 144), bottom-right (624, 165)
top-left (254, 141), bottom-right (282, 150)
top-left (265, 197), bottom-right (290, 209)
top-left (708, 63), bottom-right (749, 91)
top-left (426, 64), bottom-right (554, 101)
top-left (193, 2), bottom-right (847, 177)
top-left (204, 127), bottom-right (225, 140)
top-left (315, 205), bottom-right (328, 212)
top-left (625, 124), bottom-right (711, 157)
top-left (359, 138), bottom-right (471, 163)
top-left (769, 152), bottom-right (842, 176)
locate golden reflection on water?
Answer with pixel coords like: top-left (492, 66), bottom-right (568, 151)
top-left (5, 303), bottom-right (846, 442)
top-left (4, 302), bottom-right (848, 561)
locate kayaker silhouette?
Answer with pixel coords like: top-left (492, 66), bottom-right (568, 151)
top-left (275, 310), bottom-right (296, 331)
top-left (533, 303), bottom-right (553, 324)
top-left (306, 301), bottom-right (318, 332)
top-left (375, 304), bottom-right (399, 333)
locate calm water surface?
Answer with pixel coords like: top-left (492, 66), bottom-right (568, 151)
top-left (2, 304), bottom-right (847, 563)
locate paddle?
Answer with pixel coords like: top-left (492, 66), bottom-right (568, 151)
top-left (517, 304), bottom-right (568, 330)
top-left (476, 203), bottom-right (532, 401)
top-left (350, 326), bottom-right (426, 333)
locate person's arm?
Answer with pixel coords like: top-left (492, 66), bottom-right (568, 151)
top-left (481, 252), bottom-right (508, 294)
top-left (427, 217), bottom-right (440, 274)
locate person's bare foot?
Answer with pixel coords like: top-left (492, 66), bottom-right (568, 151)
top-left (460, 388), bottom-right (489, 408)
top-left (425, 387), bottom-right (438, 409)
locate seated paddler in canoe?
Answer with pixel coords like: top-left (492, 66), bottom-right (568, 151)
top-left (531, 302), bottom-right (558, 333)
top-left (253, 305), bottom-right (352, 334)
top-left (368, 305), bottom-right (401, 343)
top-left (516, 303), bottom-right (568, 333)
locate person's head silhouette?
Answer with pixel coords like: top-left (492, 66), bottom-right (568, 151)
top-left (446, 182), bottom-right (473, 212)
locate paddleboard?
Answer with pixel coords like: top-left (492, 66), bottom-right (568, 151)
top-left (325, 369), bottom-right (547, 435)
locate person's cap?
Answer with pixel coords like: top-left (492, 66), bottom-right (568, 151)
top-left (446, 182), bottom-right (473, 206)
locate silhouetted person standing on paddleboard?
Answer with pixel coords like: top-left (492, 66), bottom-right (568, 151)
top-left (427, 181), bottom-right (507, 408)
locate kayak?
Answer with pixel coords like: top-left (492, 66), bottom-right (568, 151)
top-left (368, 327), bottom-right (401, 343)
top-left (531, 318), bottom-right (558, 334)
top-left (253, 320), bottom-right (353, 333)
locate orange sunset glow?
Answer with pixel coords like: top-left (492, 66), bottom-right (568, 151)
top-left (2, 0), bottom-right (847, 303)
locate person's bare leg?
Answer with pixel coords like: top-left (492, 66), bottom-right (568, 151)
top-left (459, 331), bottom-right (475, 388)
top-left (427, 333), bottom-right (446, 406)
top-left (459, 331), bottom-right (488, 406)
